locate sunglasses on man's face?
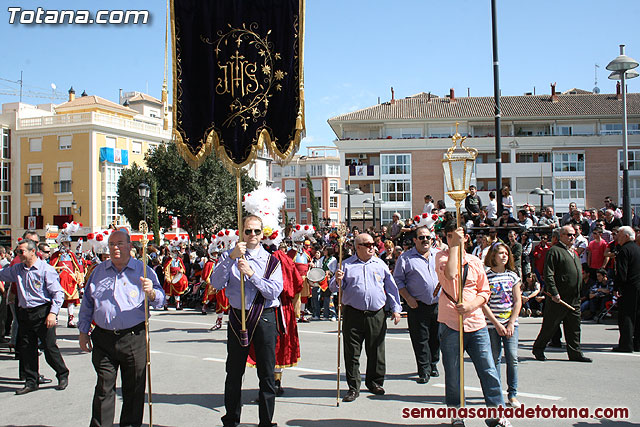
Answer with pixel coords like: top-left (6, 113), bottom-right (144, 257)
top-left (244, 229), bottom-right (262, 236)
top-left (417, 235), bottom-right (432, 242)
top-left (358, 242), bottom-right (376, 249)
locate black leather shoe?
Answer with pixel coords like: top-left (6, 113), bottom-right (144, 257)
top-left (611, 346), bottom-right (633, 353)
top-left (56, 377), bottom-right (69, 390)
top-left (569, 354), bottom-right (592, 363)
top-left (430, 366), bottom-right (440, 377)
top-left (15, 385), bottom-right (38, 395)
top-left (38, 375), bottom-right (52, 385)
top-left (417, 376), bottom-right (430, 384)
top-left (532, 349), bottom-right (547, 361)
top-left (275, 379), bottom-right (284, 396)
top-left (367, 384), bottom-right (385, 395)
top-left (342, 389), bottom-right (359, 402)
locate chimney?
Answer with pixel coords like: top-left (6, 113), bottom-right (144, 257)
top-left (616, 81), bottom-right (622, 100)
top-left (390, 87), bottom-right (395, 105)
top-left (449, 88), bottom-right (456, 102)
top-left (68, 86), bottom-right (75, 102)
top-left (427, 92), bottom-right (431, 102)
top-left (81, 90), bottom-right (87, 97)
top-left (550, 82), bottom-right (558, 102)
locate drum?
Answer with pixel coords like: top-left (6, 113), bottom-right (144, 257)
top-left (306, 267), bottom-right (325, 287)
top-left (171, 272), bottom-right (184, 284)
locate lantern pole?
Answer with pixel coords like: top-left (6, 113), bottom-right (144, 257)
top-left (441, 123), bottom-right (477, 409)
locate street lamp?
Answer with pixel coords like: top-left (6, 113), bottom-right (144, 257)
top-left (138, 182), bottom-right (151, 225)
top-left (607, 44), bottom-right (639, 226)
top-left (71, 200), bottom-right (81, 216)
top-left (335, 183), bottom-right (363, 231)
top-left (441, 122), bottom-right (477, 408)
top-left (363, 197), bottom-right (385, 230)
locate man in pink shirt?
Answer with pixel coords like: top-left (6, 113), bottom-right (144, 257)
top-left (436, 223), bottom-right (510, 427)
top-left (588, 228), bottom-right (608, 277)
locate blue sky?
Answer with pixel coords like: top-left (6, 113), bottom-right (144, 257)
top-left (1, 0), bottom-right (639, 152)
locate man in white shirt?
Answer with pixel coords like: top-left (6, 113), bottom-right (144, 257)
top-left (572, 224), bottom-right (588, 265)
top-left (486, 191), bottom-right (498, 220)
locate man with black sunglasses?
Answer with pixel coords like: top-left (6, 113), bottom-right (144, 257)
top-left (212, 214), bottom-right (283, 427)
top-left (393, 226), bottom-right (441, 384)
top-left (331, 233), bottom-right (402, 402)
top-left (0, 238), bottom-right (69, 395)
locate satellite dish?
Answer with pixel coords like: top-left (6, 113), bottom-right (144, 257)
top-left (593, 86), bottom-right (600, 94)
top-left (51, 83), bottom-right (57, 90)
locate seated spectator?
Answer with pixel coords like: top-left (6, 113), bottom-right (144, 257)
top-left (537, 207), bottom-right (560, 229)
top-left (521, 273), bottom-right (542, 317)
top-left (472, 233), bottom-right (490, 261)
top-left (474, 207), bottom-right (494, 228)
top-left (604, 209), bottom-right (623, 232)
top-left (516, 209), bottom-right (533, 230)
top-left (495, 209), bottom-right (518, 242)
top-left (581, 269), bottom-right (613, 319)
top-left (569, 209), bottom-right (590, 237)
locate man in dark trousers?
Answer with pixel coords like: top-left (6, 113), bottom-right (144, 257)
top-left (212, 215), bottom-right (283, 427)
top-left (79, 230), bottom-right (165, 427)
top-left (393, 226), bottom-right (441, 384)
top-left (0, 238), bottom-right (69, 395)
top-left (532, 226), bottom-right (592, 362)
top-left (613, 226), bottom-right (640, 352)
top-left (464, 184), bottom-right (483, 221)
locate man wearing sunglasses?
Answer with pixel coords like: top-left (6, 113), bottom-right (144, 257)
top-left (0, 238), bottom-right (69, 395)
top-left (532, 226), bottom-right (592, 362)
top-left (393, 226), bottom-right (441, 384)
top-left (331, 233), bottom-right (402, 403)
top-left (212, 215), bottom-right (283, 427)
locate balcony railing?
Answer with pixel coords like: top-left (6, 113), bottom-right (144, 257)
top-left (54, 180), bottom-right (72, 193)
top-left (24, 182), bottom-right (42, 194)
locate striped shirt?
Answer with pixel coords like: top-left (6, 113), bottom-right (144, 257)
top-left (485, 268), bottom-right (520, 327)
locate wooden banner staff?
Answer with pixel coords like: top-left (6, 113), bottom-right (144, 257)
top-left (335, 223), bottom-right (347, 407)
top-left (544, 291), bottom-right (577, 312)
top-left (236, 173), bottom-right (249, 346)
top-left (139, 220), bottom-right (153, 426)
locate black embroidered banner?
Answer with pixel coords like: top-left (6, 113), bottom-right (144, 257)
top-left (171, 0), bottom-right (305, 170)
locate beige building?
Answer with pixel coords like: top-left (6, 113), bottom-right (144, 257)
top-left (328, 84), bottom-right (640, 223)
top-left (272, 146), bottom-right (341, 226)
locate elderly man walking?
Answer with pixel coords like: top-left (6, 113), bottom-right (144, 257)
top-left (613, 226), bottom-right (640, 352)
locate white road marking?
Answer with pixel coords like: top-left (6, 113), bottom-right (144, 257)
top-left (431, 383), bottom-right (563, 401)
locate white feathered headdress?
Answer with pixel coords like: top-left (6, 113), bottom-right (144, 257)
top-left (242, 186), bottom-right (286, 247)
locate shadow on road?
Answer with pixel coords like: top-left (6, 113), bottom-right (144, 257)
top-left (152, 391), bottom-right (223, 411)
top-left (285, 418), bottom-right (451, 427)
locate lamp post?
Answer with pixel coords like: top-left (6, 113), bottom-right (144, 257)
top-left (335, 176), bottom-right (363, 231)
top-left (138, 182), bottom-right (151, 226)
top-left (363, 197), bottom-right (385, 231)
top-left (441, 123), bottom-right (477, 408)
top-left (607, 45), bottom-right (639, 226)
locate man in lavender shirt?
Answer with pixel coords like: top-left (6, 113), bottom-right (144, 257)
top-left (331, 233), bottom-right (402, 402)
top-left (0, 237), bottom-right (69, 395)
top-left (78, 230), bottom-right (164, 427)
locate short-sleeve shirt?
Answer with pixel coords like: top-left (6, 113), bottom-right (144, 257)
top-left (588, 239), bottom-right (608, 269)
top-left (485, 269), bottom-right (520, 327)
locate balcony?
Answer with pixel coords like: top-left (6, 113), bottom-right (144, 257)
top-left (24, 215), bottom-right (44, 230)
top-left (24, 182), bottom-right (42, 195)
top-left (54, 180), bottom-right (72, 193)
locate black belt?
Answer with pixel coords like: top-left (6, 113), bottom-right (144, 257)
top-left (345, 305), bottom-right (383, 316)
top-left (232, 307), bottom-right (275, 315)
top-left (17, 302), bottom-right (51, 313)
top-left (94, 322), bottom-right (145, 336)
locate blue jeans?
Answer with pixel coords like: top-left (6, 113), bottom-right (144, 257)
top-left (488, 325), bottom-right (518, 400)
top-left (439, 324), bottom-right (504, 408)
top-left (312, 287), bottom-right (333, 318)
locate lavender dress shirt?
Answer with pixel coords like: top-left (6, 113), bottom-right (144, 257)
top-left (0, 258), bottom-right (63, 314)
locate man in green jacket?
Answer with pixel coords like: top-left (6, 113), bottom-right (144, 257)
top-left (532, 226), bottom-right (592, 362)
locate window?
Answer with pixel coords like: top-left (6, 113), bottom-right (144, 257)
top-left (381, 154), bottom-right (411, 175)
top-left (2, 128), bottom-right (9, 159)
top-left (300, 181), bottom-right (306, 189)
top-left (301, 196), bottom-right (307, 205)
top-left (147, 143), bottom-right (158, 153)
top-left (554, 179), bottom-right (585, 200)
top-left (618, 150), bottom-right (640, 171)
top-left (105, 136), bottom-right (116, 149)
top-left (57, 166), bottom-right (72, 192)
top-left (381, 209), bottom-right (411, 223)
top-left (601, 123), bottom-right (640, 135)
top-left (330, 196), bottom-right (338, 208)
top-left (272, 165), bottom-right (282, 178)
top-left (283, 165), bottom-right (296, 177)
top-left (329, 180), bottom-right (338, 193)
top-left (28, 175), bottom-right (42, 194)
top-left (475, 178), bottom-right (511, 192)
top-left (308, 164), bottom-right (324, 176)
top-left (59, 135), bottom-right (72, 150)
top-left (516, 153), bottom-right (550, 163)
top-left (555, 126), bottom-right (572, 136)
top-left (381, 179), bottom-right (411, 202)
top-left (328, 164), bottom-right (339, 176)
top-left (29, 138), bottom-right (42, 152)
top-left (0, 162), bottom-right (9, 192)
top-left (30, 206), bottom-right (42, 216)
top-left (132, 141), bottom-right (142, 154)
top-left (475, 152), bottom-right (510, 164)
top-left (284, 180), bottom-right (295, 209)
top-left (103, 164), bottom-right (123, 225)
top-left (59, 205), bottom-right (72, 215)
top-left (0, 195), bottom-right (9, 225)
top-left (553, 152), bottom-right (584, 172)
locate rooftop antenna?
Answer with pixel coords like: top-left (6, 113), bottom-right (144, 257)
top-left (593, 64), bottom-right (600, 94)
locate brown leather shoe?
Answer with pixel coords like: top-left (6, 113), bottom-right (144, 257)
top-left (342, 389), bottom-right (359, 402)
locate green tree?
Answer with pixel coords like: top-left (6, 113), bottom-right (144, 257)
top-left (117, 163), bottom-right (154, 230)
top-left (306, 174), bottom-right (320, 230)
top-left (143, 142), bottom-right (257, 240)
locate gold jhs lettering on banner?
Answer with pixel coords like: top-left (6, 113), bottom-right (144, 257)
top-left (202, 23), bottom-right (286, 131)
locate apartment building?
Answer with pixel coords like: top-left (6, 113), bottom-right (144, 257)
top-left (328, 84), bottom-right (640, 223)
top-left (272, 146), bottom-right (341, 226)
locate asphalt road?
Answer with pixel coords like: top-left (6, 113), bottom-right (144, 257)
top-left (1, 308), bottom-right (638, 427)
